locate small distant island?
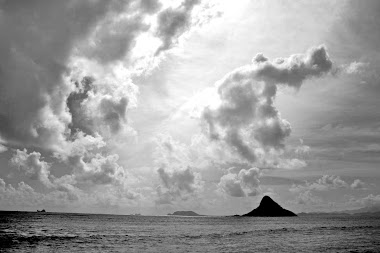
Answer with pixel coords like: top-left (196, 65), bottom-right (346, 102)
top-left (168, 211), bottom-right (202, 216)
top-left (37, 209), bottom-right (46, 213)
top-left (241, 196), bottom-right (297, 217)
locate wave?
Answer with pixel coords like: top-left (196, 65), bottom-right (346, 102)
top-left (0, 229), bottom-right (78, 248)
top-left (174, 224), bottom-right (380, 240)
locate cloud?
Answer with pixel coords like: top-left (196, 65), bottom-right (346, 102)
top-left (350, 179), bottom-right (366, 190)
top-left (202, 45), bottom-right (333, 164)
top-left (218, 167), bottom-right (261, 197)
top-left (156, 167), bottom-right (203, 204)
top-left (316, 175), bottom-right (348, 189)
top-left (10, 149), bottom-right (52, 188)
top-left (155, 0), bottom-right (200, 55)
top-left (358, 194), bottom-right (380, 208)
top-left (218, 172), bottom-right (245, 197)
top-left (289, 175), bottom-right (373, 210)
top-left (79, 15), bottom-right (149, 64)
top-left (295, 139), bottom-right (311, 156)
top-left (0, 177), bottom-right (139, 211)
top-left (0, 179), bottom-right (50, 208)
top-left (72, 153), bottom-right (126, 186)
top-left (290, 175), bottom-right (349, 193)
top-left (0, 0), bottom-right (226, 213)
top-left (333, 0), bottom-right (380, 57)
top-left (344, 61), bottom-right (369, 75)
top-left (290, 175), bottom-right (369, 206)
top-left (0, 144), bottom-right (7, 153)
top-left (0, 0), bottom-right (124, 149)
top-left (0, 176), bottom-right (82, 209)
top-left (295, 190), bottom-right (322, 205)
top-left (153, 134), bottom-right (191, 168)
top-left (138, 0), bottom-right (162, 14)
top-left (238, 167), bottom-right (261, 196)
top-left (0, 0), bottom-right (212, 152)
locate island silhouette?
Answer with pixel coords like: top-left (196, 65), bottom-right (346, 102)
top-left (168, 211), bottom-right (201, 216)
top-left (242, 195), bottom-right (297, 217)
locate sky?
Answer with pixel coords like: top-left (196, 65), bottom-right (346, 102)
top-left (0, 0), bottom-right (379, 215)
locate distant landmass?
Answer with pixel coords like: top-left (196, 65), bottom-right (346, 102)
top-left (298, 211), bottom-right (380, 217)
top-left (37, 209), bottom-right (46, 213)
top-left (242, 196), bottom-right (297, 217)
top-left (298, 204), bottom-right (380, 216)
top-left (168, 211), bottom-right (201, 216)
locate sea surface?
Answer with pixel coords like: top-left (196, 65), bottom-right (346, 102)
top-left (0, 211), bottom-right (379, 252)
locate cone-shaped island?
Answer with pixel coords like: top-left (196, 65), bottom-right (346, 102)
top-left (242, 196), bottom-right (297, 217)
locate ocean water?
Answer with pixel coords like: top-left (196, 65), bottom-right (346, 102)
top-left (0, 211), bottom-right (379, 252)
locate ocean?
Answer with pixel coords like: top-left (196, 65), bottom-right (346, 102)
top-left (0, 211), bottom-right (379, 252)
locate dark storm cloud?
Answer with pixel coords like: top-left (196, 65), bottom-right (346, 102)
top-left (202, 46), bottom-right (333, 163)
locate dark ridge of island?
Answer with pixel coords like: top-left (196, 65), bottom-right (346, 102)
top-left (37, 209), bottom-right (46, 213)
top-left (242, 196), bottom-right (297, 217)
top-left (168, 211), bottom-right (201, 216)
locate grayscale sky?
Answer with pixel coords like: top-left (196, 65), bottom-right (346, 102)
top-left (0, 0), bottom-right (379, 215)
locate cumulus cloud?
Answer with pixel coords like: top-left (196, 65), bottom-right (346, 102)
top-left (66, 75), bottom-right (136, 138)
top-left (0, 0), bottom-right (219, 211)
top-left (72, 153), bottom-right (126, 186)
top-left (218, 167), bottom-right (261, 197)
top-left (289, 175), bottom-right (374, 210)
top-left (202, 45), bottom-right (333, 164)
top-left (290, 175), bottom-right (349, 193)
top-left (290, 175), bottom-right (369, 206)
top-left (358, 194), bottom-right (380, 208)
top-left (9, 147), bottom-right (130, 194)
top-left (10, 149), bottom-right (52, 188)
top-left (0, 179), bottom-right (49, 208)
top-left (218, 171), bottom-right (245, 197)
top-left (344, 61), bottom-right (369, 75)
top-left (316, 175), bottom-right (348, 189)
top-left (0, 176), bottom-right (140, 211)
top-left (295, 190), bottom-right (322, 205)
top-left (156, 167), bottom-right (203, 204)
top-left (0, 0), bottom-right (212, 152)
top-left (0, 0), bottom-right (125, 149)
top-left (350, 179), bottom-right (366, 190)
top-left (295, 139), bottom-right (311, 156)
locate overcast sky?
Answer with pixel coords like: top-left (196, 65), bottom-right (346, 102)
top-left (0, 0), bottom-right (379, 215)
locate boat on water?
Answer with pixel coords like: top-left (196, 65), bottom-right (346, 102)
top-left (37, 209), bottom-right (46, 213)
